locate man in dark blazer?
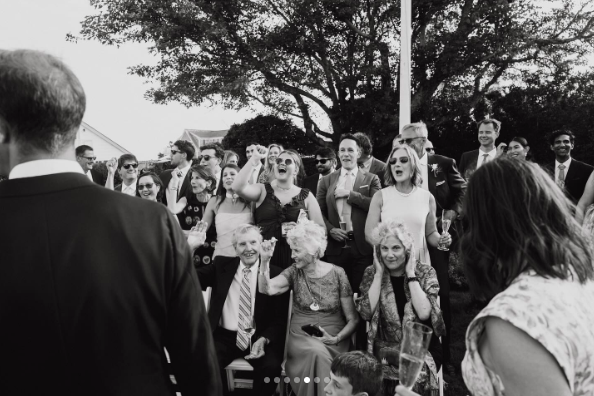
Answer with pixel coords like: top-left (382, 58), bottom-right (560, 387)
top-left (317, 134), bottom-right (381, 293)
top-left (75, 144), bottom-right (106, 185)
top-left (401, 122), bottom-right (467, 370)
top-left (303, 147), bottom-right (337, 195)
top-left (354, 132), bottom-right (386, 187)
top-left (0, 49), bottom-right (221, 395)
top-left (546, 130), bottom-right (594, 204)
top-left (160, 139), bottom-right (196, 221)
top-left (196, 224), bottom-right (289, 396)
top-left (458, 118), bottom-right (502, 180)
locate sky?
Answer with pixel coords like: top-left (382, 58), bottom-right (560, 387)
top-left (0, 0), bottom-right (260, 160)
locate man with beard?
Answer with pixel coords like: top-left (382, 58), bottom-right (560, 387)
top-left (303, 147), bottom-right (337, 195)
top-left (105, 154), bottom-right (139, 196)
top-left (459, 119), bottom-right (501, 180)
top-left (353, 132), bottom-right (386, 187)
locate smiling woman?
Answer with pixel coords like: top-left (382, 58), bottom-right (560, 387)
top-left (135, 171), bottom-right (164, 203)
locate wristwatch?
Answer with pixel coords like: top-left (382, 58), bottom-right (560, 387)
top-left (406, 277), bottom-right (419, 284)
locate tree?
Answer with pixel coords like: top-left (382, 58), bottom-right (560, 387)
top-left (75, 0), bottom-right (594, 148)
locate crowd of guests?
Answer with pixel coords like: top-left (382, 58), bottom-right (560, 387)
top-left (2, 49), bottom-right (594, 396)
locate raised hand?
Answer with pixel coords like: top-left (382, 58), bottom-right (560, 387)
top-left (187, 220), bottom-right (208, 251)
top-left (106, 157), bottom-right (118, 174)
top-left (405, 247), bottom-right (417, 277)
top-left (260, 237), bottom-right (277, 264)
top-left (249, 145), bottom-right (267, 165)
top-left (496, 142), bottom-right (508, 158)
top-left (373, 245), bottom-right (384, 274)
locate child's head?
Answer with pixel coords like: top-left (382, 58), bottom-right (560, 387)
top-left (324, 351), bottom-right (383, 396)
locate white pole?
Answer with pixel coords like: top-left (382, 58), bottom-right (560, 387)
top-left (399, 0), bottom-right (412, 132)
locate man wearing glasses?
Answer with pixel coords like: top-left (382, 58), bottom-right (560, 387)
top-left (424, 140), bottom-right (435, 155)
top-left (199, 143), bottom-right (225, 190)
top-left (75, 145), bottom-right (105, 185)
top-left (105, 154), bottom-right (139, 196)
top-left (303, 147), bottom-right (337, 195)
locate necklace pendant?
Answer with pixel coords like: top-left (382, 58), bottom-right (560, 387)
top-left (310, 302), bottom-right (320, 311)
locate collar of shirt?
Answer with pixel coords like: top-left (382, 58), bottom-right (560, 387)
top-left (177, 163), bottom-right (192, 180)
top-left (478, 148), bottom-right (497, 159)
top-left (418, 152), bottom-right (428, 166)
top-left (122, 179), bottom-right (138, 196)
top-left (9, 159), bottom-right (85, 180)
top-left (239, 259), bottom-right (260, 275)
top-left (340, 166), bottom-right (359, 179)
top-left (360, 157), bottom-right (373, 171)
top-left (555, 157), bottom-right (572, 180)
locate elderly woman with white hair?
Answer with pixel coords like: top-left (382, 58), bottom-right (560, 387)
top-left (357, 219), bottom-right (445, 395)
top-left (258, 220), bottom-right (359, 396)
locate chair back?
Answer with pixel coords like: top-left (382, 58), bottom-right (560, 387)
top-left (282, 290), bottom-right (293, 363)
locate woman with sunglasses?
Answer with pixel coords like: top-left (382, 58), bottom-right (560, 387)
top-left (365, 145), bottom-right (451, 266)
top-left (166, 165), bottom-right (218, 268)
top-left (233, 146), bottom-right (325, 269)
top-left (135, 171), bottom-right (165, 203)
top-left (258, 143), bottom-right (284, 184)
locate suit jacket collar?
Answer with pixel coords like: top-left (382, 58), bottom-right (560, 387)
top-left (0, 173), bottom-right (96, 198)
top-left (352, 167), bottom-right (366, 190)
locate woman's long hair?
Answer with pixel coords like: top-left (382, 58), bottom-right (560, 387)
top-left (460, 157), bottom-right (593, 301)
top-left (264, 143), bottom-right (284, 172)
top-left (215, 164), bottom-right (249, 209)
top-left (383, 145), bottom-right (423, 187)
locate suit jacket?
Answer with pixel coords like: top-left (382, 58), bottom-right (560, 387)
top-left (545, 159), bottom-right (594, 204)
top-left (90, 168), bottom-right (106, 186)
top-left (303, 173), bottom-right (320, 197)
top-left (317, 169), bottom-right (381, 256)
top-left (458, 149), bottom-right (480, 181)
top-left (0, 173), bottom-right (221, 396)
top-left (197, 256), bottom-right (289, 350)
top-left (367, 157), bottom-right (386, 187)
top-left (160, 168), bottom-right (193, 223)
top-left (427, 154), bottom-right (467, 221)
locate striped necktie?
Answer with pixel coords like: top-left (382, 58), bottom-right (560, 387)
top-left (236, 267), bottom-right (252, 351)
top-left (558, 164), bottom-right (566, 189)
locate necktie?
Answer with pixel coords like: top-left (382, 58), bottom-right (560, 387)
top-left (248, 168), bottom-right (257, 184)
top-left (236, 267), bottom-right (252, 351)
top-left (558, 164), bottom-right (566, 189)
top-left (340, 172), bottom-right (353, 222)
top-left (481, 153), bottom-right (489, 167)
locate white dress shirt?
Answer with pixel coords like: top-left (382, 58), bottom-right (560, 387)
top-left (418, 153), bottom-right (429, 191)
top-left (555, 158), bottom-right (572, 183)
top-left (121, 180), bottom-right (138, 196)
top-left (86, 170), bottom-right (94, 182)
top-left (360, 157), bottom-right (373, 173)
top-left (250, 163), bottom-right (262, 184)
top-left (337, 166), bottom-right (359, 190)
top-left (9, 159), bottom-right (84, 179)
top-left (220, 260), bottom-right (260, 331)
top-left (476, 148), bottom-right (497, 169)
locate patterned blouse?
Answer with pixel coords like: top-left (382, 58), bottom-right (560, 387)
top-left (463, 270), bottom-right (594, 395)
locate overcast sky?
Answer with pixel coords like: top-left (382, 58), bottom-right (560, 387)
top-left (0, 0), bottom-right (260, 160)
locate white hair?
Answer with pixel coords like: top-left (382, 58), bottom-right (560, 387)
top-left (286, 220), bottom-right (327, 258)
top-left (231, 224), bottom-right (263, 247)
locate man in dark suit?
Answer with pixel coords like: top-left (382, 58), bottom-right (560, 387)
top-left (401, 122), bottom-right (466, 370)
top-left (546, 130), bottom-right (594, 204)
top-left (354, 132), bottom-right (386, 187)
top-left (459, 118), bottom-right (502, 180)
top-left (195, 224), bottom-right (289, 396)
top-left (75, 144), bottom-right (105, 185)
top-left (160, 139), bottom-right (196, 221)
top-left (303, 147), bottom-right (337, 195)
top-left (317, 134), bottom-right (381, 293)
top-left (0, 49), bottom-right (221, 395)
top-left (105, 154), bottom-right (139, 195)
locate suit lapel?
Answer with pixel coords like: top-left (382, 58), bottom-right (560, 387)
top-left (180, 171), bottom-right (192, 197)
top-left (328, 171), bottom-right (340, 210)
top-left (427, 157), bottom-right (437, 193)
top-left (352, 168), bottom-right (365, 191)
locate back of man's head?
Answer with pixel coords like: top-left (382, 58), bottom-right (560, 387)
top-left (353, 132), bottom-right (373, 156)
top-left (0, 50), bottom-right (86, 156)
top-left (330, 351), bottom-right (382, 395)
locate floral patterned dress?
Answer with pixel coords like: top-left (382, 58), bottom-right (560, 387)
top-left (463, 270), bottom-right (594, 395)
top-left (180, 194), bottom-right (216, 269)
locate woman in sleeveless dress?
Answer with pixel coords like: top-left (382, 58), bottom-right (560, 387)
top-left (233, 146), bottom-right (325, 269)
top-left (365, 145), bottom-right (451, 265)
top-left (202, 164), bottom-right (253, 258)
top-left (396, 158), bottom-right (594, 396)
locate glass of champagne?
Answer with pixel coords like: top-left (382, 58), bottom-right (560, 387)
top-left (339, 216), bottom-right (349, 248)
top-left (399, 322), bottom-right (433, 390)
top-left (243, 316), bottom-right (256, 353)
top-left (437, 209), bottom-right (452, 251)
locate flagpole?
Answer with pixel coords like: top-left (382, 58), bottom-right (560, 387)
top-left (399, 0), bottom-right (412, 132)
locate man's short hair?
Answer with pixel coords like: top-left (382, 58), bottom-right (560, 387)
top-left (200, 143), bottom-right (225, 159)
top-left (353, 132), bottom-right (373, 156)
top-left (231, 224), bottom-right (263, 247)
top-left (401, 122), bottom-right (429, 138)
top-left (173, 140), bottom-right (196, 160)
top-left (339, 133), bottom-right (361, 147)
top-left (0, 50), bottom-right (86, 155)
top-left (314, 147), bottom-right (337, 160)
top-left (331, 351), bottom-right (382, 395)
top-left (549, 129), bottom-right (575, 145)
top-left (75, 145), bottom-right (93, 157)
top-left (477, 118), bottom-right (501, 134)
top-left (118, 154), bottom-right (138, 169)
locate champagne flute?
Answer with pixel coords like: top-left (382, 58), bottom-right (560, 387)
top-left (243, 316), bottom-right (256, 353)
top-left (437, 209), bottom-right (452, 251)
top-left (339, 216), bottom-right (349, 248)
top-left (399, 322), bottom-right (433, 390)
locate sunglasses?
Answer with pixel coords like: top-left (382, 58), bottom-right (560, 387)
top-left (425, 147), bottom-right (435, 153)
top-left (80, 156), bottom-right (96, 161)
top-left (138, 183), bottom-right (154, 190)
top-left (170, 149), bottom-right (181, 155)
top-left (275, 158), bottom-right (294, 166)
top-left (388, 158), bottom-right (409, 165)
top-left (122, 163), bottom-right (139, 169)
top-left (198, 155), bottom-right (215, 162)
top-left (315, 158), bottom-right (330, 164)
top-left (403, 137), bottom-right (423, 145)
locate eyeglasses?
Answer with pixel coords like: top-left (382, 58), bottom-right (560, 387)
top-left (170, 149), bottom-right (181, 155)
top-left (198, 155), bottom-right (215, 162)
top-left (122, 163), bottom-right (139, 169)
top-left (403, 137), bottom-right (424, 145)
top-left (425, 147), bottom-right (435, 153)
top-left (388, 158), bottom-right (409, 165)
top-left (80, 156), bottom-right (96, 161)
top-left (315, 158), bottom-right (330, 164)
top-left (138, 183), bottom-right (154, 190)
top-left (275, 158), bottom-right (294, 166)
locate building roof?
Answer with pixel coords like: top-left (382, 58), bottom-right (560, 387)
top-left (80, 121), bottom-right (131, 154)
top-left (178, 129), bottom-right (229, 149)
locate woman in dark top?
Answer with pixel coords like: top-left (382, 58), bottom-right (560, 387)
top-left (356, 219), bottom-right (444, 395)
top-left (233, 146), bottom-right (324, 269)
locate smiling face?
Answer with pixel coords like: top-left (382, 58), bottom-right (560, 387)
top-left (508, 141), bottom-right (529, 160)
top-left (268, 146), bottom-right (281, 164)
top-left (190, 171), bottom-right (211, 194)
top-left (338, 138), bottom-right (361, 171)
top-left (389, 148), bottom-right (413, 183)
top-left (76, 149), bottom-right (95, 172)
top-left (200, 148), bottom-right (221, 172)
top-left (246, 144), bottom-right (257, 160)
top-left (316, 155), bottom-right (334, 175)
top-left (170, 145), bottom-right (184, 167)
top-left (227, 154), bottom-right (239, 166)
top-left (234, 229), bottom-right (261, 266)
top-left (221, 167), bottom-right (238, 191)
top-left (274, 152), bottom-right (297, 181)
top-left (379, 235), bottom-right (407, 275)
top-left (550, 134), bottom-right (574, 162)
top-left (118, 159), bottom-right (138, 182)
top-left (478, 123), bottom-right (499, 149)
top-left (137, 175), bottom-right (160, 201)
top-left (290, 241), bottom-right (316, 269)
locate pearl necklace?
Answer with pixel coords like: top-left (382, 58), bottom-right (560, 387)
top-left (226, 192), bottom-right (238, 205)
top-left (394, 185), bottom-right (416, 197)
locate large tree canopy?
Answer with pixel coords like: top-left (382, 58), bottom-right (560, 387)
top-left (76, 0), bottom-right (594, 147)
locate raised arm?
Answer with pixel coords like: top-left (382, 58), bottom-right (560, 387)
top-left (232, 145), bottom-right (267, 202)
top-left (104, 157), bottom-right (117, 190)
top-left (365, 192), bottom-right (383, 245)
top-left (257, 238), bottom-right (290, 296)
top-left (576, 171), bottom-right (594, 225)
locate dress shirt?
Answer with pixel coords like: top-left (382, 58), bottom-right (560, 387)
top-left (121, 180), bottom-right (138, 196)
top-left (220, 260), bottom-right (260, 331)
top-left (86, 170), bottom-right (94, 182)
top-left (213, 169), bottom-right (221, 191)
top-left (418, 153), bottom-right (429, 191)
top-left (337, 166), bottom-right (359, 190)
top-left (250, 163), bottom-right (262, 184)
top-left (476, 148), bottom-right (497, 169)
top-left (555, 158), bottom-right (572, 183)
top-left (360, 157), bottom-right (373, 173)
top-left (175, 163), bottom-right (192, 190)
top-left (9, 159), bottom-right (84, 179)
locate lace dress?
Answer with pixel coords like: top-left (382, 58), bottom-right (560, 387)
top-left (281, 264), bottom-right (353, 396)
top-left (254, 183), bottom-right (310, 269)
top-left (462, 271), bottom-right (594, 395)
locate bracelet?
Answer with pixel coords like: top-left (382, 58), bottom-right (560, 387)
top-left (406, 277), bottom-right (419, 284)
top-left (335, 335), bottom-right (341, 345)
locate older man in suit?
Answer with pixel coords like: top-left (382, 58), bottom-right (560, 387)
top-left (195, 224), bottom-right (289, 396)
top-left (459, 118), bottom-right (502, 180)
top-left (401, 122), bottom-right (466, 370)
top-left (317, 134), bottom-right (381, 293)
top-left (0, 49), bottom-right (221, 395)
